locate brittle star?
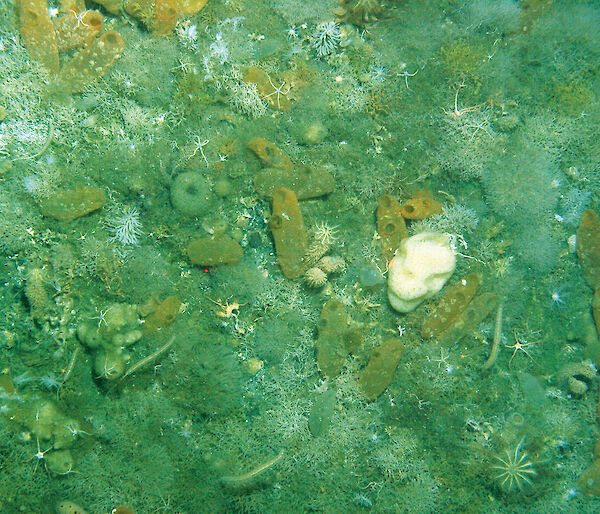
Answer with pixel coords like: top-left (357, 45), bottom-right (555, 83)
top-left (94, 307), bottom-right (111, 328)
top-left (465, 119), bottom-right (494, 142)
top-left (97, 356), bottom-right (119, 380)
top-left (207, 296), bottom-right (244, 318)
top-left (31, 437), bottom-right (52, 473)
top-left (190, 136), bottom-right (210, 167)
top-left (506, 329), bottom-right (537, 367)
top-left (264, 76), bottom-right (291, 109)
top-left (397, 68), bottom-right (419, 90)
top-left (64, 421), bottom-right (90, 439)
top-left (172, 57), bottom-right (194, 74)
top-left (431, 348), bottom-right (450, 369)
top-left (71, 9), bottom-right (91, 28)
top-left (442, 83), bottom-right (481, 118)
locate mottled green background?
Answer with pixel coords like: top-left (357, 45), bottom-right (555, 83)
top-left (1, 0), bottom-right (600, 512)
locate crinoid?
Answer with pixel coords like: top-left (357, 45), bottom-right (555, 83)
top-left (491, 438), bottom-right (537, 492)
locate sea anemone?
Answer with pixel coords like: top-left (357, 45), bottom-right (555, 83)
top-left (311, 22), bottom-right (342, 57)
top-left (491, 438), bottom-right (537, 492)
top-left (107, 206), bottom-right (143, 247)
top-left (548, 284), bottom-right (568, 309)
top-left (39, 372), bottom-right (61, 391)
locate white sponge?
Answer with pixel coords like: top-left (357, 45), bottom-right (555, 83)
top-left (388, 232), bottom-right (456, 312)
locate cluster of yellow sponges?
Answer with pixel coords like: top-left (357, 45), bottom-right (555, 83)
top-left (95, 0), bottom-right (208, 35)
top-left (17, 0), bottom-right (124, 92)
top-left (16, 0), bottom-right (209, 92)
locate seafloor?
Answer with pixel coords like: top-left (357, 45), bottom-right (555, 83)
top-left (2, 0), bottom-right (600, 512)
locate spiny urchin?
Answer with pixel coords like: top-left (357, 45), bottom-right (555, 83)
top-left (318, 256), bottom-right (346, 274)
top-left (305, 267), bottom-right (328, 289)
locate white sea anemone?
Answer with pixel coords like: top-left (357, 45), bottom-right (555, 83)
top-left (311, 22), bottom-right (342, 56)
top-left (108, 206), bottom-right (143, 247)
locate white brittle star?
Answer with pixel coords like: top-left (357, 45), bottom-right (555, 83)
top-left (264, 76), bottom-right (291, 109)
top-left (71, 9), bottom-right (91, 28)
top-left (506, 329), bottom-right (537, 367)
top-left (190, 136), bottom-right (210, 167)
top-left (397, 68), bottom-right (419, 90)
top-left (431, 348), bottom-right (450, 369)
top-left (31, 437), bottom-right (52, 473)
top-left (94, 307), bottom-right (111, 328)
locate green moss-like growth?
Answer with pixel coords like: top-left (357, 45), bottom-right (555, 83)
top-left (174, 71), bottom-right (214, 115)
top-left (440, 38), bottom-right (486, 78)
top-left (549, 76), bottom-right (595, 115)
top-left (173, 339), bottom-right (244, 418)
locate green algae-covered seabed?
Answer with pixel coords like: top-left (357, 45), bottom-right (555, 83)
top-left (2, 0), bottom-right (600, 512)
